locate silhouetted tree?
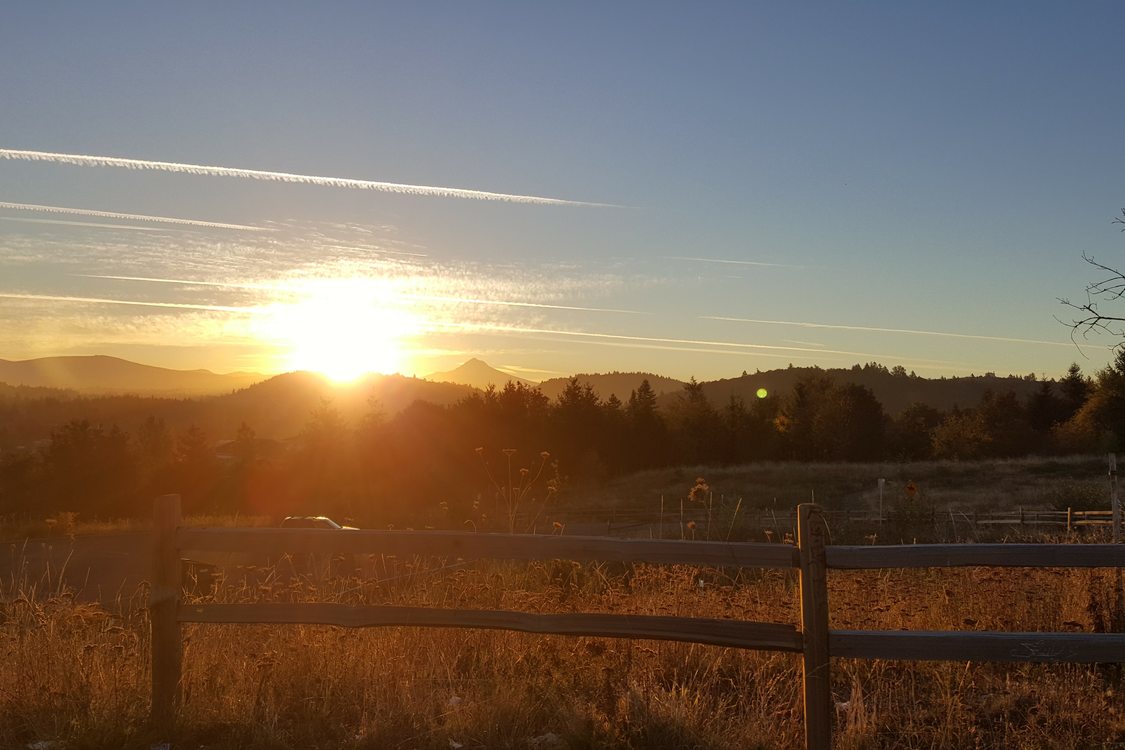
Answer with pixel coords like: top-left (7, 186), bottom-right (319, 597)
top-left (624, 379), bottom-right (667, 470)
top-left (174, 424), bottom-right (217, 513)
top-left (135, 415), bottom-right (175, 495)
top-left (931, 408), bottom-right (992, 460)
top-left (1068, 349), bottom-right (1125, 450)
top-left (552, 378), bottom-right (604, 483)
top-left (776, 375), bottom-right (829, 459)
top-left (43, 420), bottom-right (138, 516)
top-left (888, 402), bottom-right (944, 460)
top-left (815, 383), bottom-right (886, 461)
top-left (668, 379), bottom-right (723, 465)
top-left (1058, 363), bottom-right (1092, 421)
top-left (0, 451), bottom-right (42, 517)
top-left (723, 394), bottom-right (780, 463)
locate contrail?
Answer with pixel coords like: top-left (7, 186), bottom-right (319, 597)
top-left (668, 256), bottom-right (806, 269)
top-left (78, 274), bottom-right (278, 291)
top-left (400, 292), bottom-right (643, 315)
top-left (0, 201), bottom-right (270, 232)
top-left (0, 292), bottom-right (263, 314)
top-left (703, 316), bottom-right (1072, 347)
top-left (0, 148), bottom-right (609, 207)
top-left (1, 217), bottom-right (165, 232)
top-left (432, 320), bottom-right (960, 366)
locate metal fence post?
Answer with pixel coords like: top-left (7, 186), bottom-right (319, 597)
top-left (151, 493), bottom-right (182, 734)
top-left (797, 503), bottom-right (831, 750)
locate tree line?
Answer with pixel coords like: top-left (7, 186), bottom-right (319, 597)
top-left (2, 356), bottom-right (1124, 526)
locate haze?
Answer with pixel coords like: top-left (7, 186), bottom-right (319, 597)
top-left (1, 4), bottom-right (1123, 381)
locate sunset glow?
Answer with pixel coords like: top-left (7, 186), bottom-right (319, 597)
top-left (257, 278), bottom-right (422, 381)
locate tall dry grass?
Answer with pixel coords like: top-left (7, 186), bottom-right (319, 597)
top-left (3, 546), bottom-right (1124, 749)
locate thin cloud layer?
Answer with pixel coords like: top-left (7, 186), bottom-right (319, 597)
top-left (0, 148), bottom-right (609, 207)
top-left (703, 316), bottom-right (1071, 348)
top-left (0, 201), bottom-right (270, 232)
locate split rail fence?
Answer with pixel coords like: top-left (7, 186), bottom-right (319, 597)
top-left (151, 495), bottom-right (1125, 750)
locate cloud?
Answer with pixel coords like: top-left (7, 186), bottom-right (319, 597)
top-left (703, 316), bottom-right (1072, 347)
top-left (0, 201), bottom-right (270, 232)
top-left (0, 148), bottom-right (610, 207)
top-left (76, 274), bottom-right (643, 316)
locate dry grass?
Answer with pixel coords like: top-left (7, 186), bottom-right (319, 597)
top-left (594, 454), bottom-right (1109, 517)
top-left (0, 513), bottom-right (274, 543)
top-left (2, 550), bottom-right (1124, 749)
top-left (2, 455), bottom-right (1121, 748)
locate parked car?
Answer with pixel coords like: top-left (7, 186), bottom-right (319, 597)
top-left (278, 516), bottom-right (359, 577)
top-left (280, 515), bottom-right (358, 530)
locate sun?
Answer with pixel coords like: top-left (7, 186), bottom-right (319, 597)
top-left (258, 278), bottom-right (421, 381)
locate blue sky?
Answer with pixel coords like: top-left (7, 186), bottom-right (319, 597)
top-left (1, 3), bottom-right (1123, 381)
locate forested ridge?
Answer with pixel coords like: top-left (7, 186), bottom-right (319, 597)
top-left (2, 357), bottom-right (1123, 525)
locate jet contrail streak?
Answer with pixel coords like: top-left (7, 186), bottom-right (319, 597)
top-left (0, 292), bottom-right (263, 314)
top-left (1, 217), bottom-right (164, 232)
top-left (432, 320), bottom-right (959, 365)
top-left (0, 148), bottom-right (608, 207)
top-left (668, 256), bottom-right (806, 269)
top-left (702, 316), bottom-right (1071, 347)
top-left (0, 201), bottom-right (270, 232)
top-left (400, 293), bottom-right (643, 315)
top-left (79, 274), bottom-right (277, 291)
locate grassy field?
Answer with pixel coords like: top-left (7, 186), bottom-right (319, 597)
top-left (592, 454), bottom-right (1110, 517)
top-left (1, 455), bottom-right (1122, 749)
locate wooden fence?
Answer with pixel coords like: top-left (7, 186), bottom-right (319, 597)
top-left (150, 495), bottom-right (1125, 749)
top-left (583, 507), bottom-right (1118, 538)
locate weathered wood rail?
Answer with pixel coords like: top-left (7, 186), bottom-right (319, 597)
top-left (584, 507), bottom-right (1118, 536)
top-left (150, 495), bottom-right (1125, 749)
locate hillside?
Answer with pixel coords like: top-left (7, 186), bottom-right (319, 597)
top-left (0, 355), bottom-right (1065, 452)
top-left (0, 356), bottom-right (263, 395)
top-left (694, 365), bottom-right (1044, 415)
top-left (537, 372), bottom-right (685, 401)
top-left (0, 371), bottom-right (477, 449)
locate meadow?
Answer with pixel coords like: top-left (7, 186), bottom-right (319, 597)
top-left (1, 455), bottom-right (1122, 749)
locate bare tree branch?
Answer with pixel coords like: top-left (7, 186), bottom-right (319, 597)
top-left (1059, 209), bottom-right (1125, 352)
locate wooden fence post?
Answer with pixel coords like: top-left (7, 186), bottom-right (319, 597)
top-left (1109, 454), bottom-right (1120, 544)
top-left (151, 493), bottom-right (182, 734)
top-left (797, 503), bottom-right (831, 750)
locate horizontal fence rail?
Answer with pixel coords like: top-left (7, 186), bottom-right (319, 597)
top-left (177, 527), bottom-right (801, 568)
top-left (830, 630), bottom-right (1125, 663)
top-left (827, 543), bottom-right (1125, 569)
top-left (150, 495), bottom-right (1125, 750)
top-left (179, 603), bottom-right (804, 652)
top-left (562, 507), bottom-right (1118, 533)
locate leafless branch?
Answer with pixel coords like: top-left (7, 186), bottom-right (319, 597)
top-left (1059, 209), bottom-right (1125, 353)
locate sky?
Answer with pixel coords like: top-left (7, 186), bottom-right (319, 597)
top-left (1, 2), bottom-right (1124, 383)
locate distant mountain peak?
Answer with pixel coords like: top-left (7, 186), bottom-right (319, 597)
top-left (426, 358), bottom-right (534, 389)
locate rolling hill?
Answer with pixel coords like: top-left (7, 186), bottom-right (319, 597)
top-left (0, 356), bottom-right (263, 395)
top-left (537, 372), bottom-right (686, 401)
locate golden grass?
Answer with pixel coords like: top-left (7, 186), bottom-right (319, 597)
top-left (2, 553), bottom-right (1123, 749)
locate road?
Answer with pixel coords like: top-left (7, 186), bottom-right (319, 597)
top-left (1, 532), bottom-right (152, 604)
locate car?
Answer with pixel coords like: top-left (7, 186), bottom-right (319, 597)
top-left (280, 515), bottom-right (358, 530)
top-left (278, 516), bottom-right (360, 577)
